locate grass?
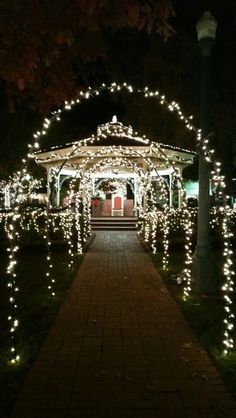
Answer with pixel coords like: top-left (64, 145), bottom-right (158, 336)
top-left (0, 243), bottom-right (83, 418)
top-left (151, 247), bottom-right (236, 399)
top-left (178, 295), bottom-right (236, 397)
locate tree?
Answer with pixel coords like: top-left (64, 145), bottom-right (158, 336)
top-left (0, 0), bottom-right (174, 112)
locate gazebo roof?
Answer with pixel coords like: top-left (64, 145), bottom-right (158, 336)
top-left (34, 116), bottom-right (196, 172)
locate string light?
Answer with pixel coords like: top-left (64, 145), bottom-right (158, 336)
top-left (44, 211), bottom-right (55, 298)
top-left (222, 207), bottom-right (235, 354)
top-left (162, 205), bottom-right (170, 270)
top-left (182, 206), bottom-right (194, 299)
top-left (5, 208), bottom-right (20, 364)
top-left (197, 129), bottom-right (235, 353)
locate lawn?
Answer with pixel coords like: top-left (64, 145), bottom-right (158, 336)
top-left (0, 242), bottom-right (83, 418)
top-left (151, 245), bottom-right (236, 399)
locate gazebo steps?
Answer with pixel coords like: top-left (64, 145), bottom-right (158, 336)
top-left (91, 216), bottom-right (138, 231)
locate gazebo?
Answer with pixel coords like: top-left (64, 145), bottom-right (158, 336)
top-left (34, 116), bottom-right (196, 216)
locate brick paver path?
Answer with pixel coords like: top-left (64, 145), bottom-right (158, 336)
top-left (10, 231), bottom-right (236, 418)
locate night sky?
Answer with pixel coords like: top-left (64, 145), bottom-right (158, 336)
top-left (0, 0), bottom-right (235, 184)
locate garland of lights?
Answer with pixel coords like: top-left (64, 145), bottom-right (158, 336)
top-left (162, 205), bottom-right (170, 270)
top-left (137, 169), bottom-right (186, 271)
top-left (75, 182), bottom-right (83, 254)
top-left (66, 173), bottom-right (84, 254)
top-left (44, 210), bottom-right (55, 298)
top-left (64, 210), bottom-right (75, 269)
top-left (28, 82), bottom-right (197, 163)
top-left (5, 207), bottom-right (20, 364)
top-left (3, 173), bottom-right (45, 363)
top-left (139, 172), bottom-right (172, 268)
top-left (196, 128), bottom-right (235, 352)
top-left (182, 206), bottom-right (194, 299)
top-left (222, 207), bottom-right (235, 354)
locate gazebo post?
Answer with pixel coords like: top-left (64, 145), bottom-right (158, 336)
top-left (133, 176), bottom-right (137, 216)
top-left (56, 173), bottom-right (60, 207)
top-left (169, 172), bottom-right (173, 207)
top-left (46, 167), bottom-right (51, 206)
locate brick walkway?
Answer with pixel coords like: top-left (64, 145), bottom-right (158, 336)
top-left (10, 231), bottom-right (236, 418)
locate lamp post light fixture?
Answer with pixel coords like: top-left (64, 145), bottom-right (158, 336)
top-left (192, 11), bottom-right (218, 293)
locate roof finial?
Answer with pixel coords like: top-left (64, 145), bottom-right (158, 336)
top-left (112, 115), bottom-right (117, 123)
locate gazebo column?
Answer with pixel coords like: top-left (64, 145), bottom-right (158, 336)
top-left (177, 168), bottom-right (183, 208)
top-left (169, 173), bottom-right (173, 207)
top-left (142, 182), bottom-right (147, 213)
top-left (46, 167), bottom-right (51, 206)
top-left (81, 168), bottom-right (86, 208)
top-left (92, 177), bottom-right (95, 196)
top-left (4, 185), bottom-right (10, 208)
top-left (136, 177), bottom-right (142, 216)
top-left (47, 167), bottom-right (60, 207)
top-left (56, 173), bottom-right (60, 207)
top-left (143, 199), bottom-right (146, 213)
top-left (133, 176), bottom-right (137, 216)
top-left (142, 164), bottom-right (148, 214)
top-left (178, 188), bottom-right (183, 208)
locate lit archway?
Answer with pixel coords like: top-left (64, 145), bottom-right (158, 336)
top-left (2, 81), bottom-right (234, 364)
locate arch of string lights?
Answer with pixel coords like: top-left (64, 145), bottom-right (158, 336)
top-left (2, 81), bottom-right (234, 364)
top-left (53, 140), bottom-right (188, 266)
top-left (42, 124), bottom-right (190, 275)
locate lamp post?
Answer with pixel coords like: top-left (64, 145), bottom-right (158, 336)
top-left (192, 11), bottom-right (217, 293)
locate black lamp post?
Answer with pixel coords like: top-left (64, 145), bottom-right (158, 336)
top-left (192, 11), bottom-right (218, 293)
